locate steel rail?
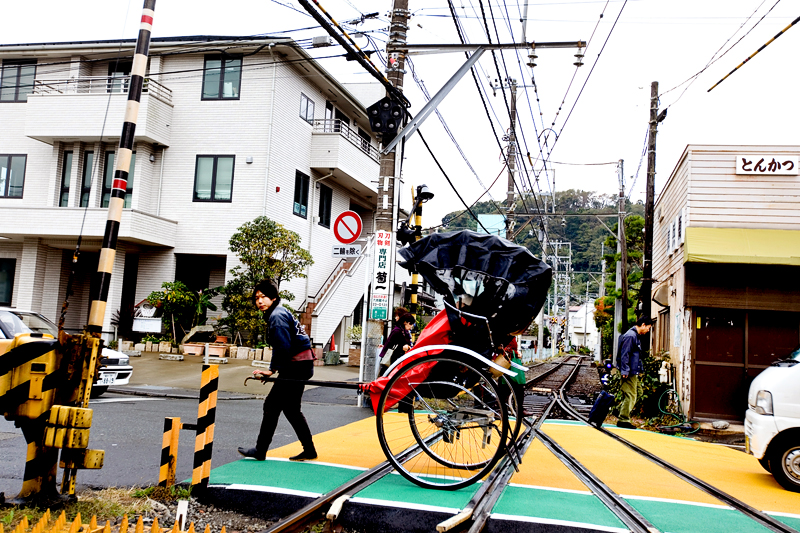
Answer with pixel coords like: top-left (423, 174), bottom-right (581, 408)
top-left (258, 434), bottom-right (440, 533)
top-left (555, 394), bottom-right (799, 533)
top-left (535, 429), bottom-right (658, 533)
top-left (464, 356), bottom-right (586, 533)
top-left (524, 355), bottom-right (583, 390)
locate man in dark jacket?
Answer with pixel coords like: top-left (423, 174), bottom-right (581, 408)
top-left (615, 316), bottom-right (652, 429)
top-left (238, 279), bottom-right (317, 461)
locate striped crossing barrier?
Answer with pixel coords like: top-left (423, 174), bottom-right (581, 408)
top-left (158, 417), bottom-right (181, 488)
top-left (86, 0), bottom-right (155, 334)
top-left (191, 365), bottom-right (219, 490)
top-left (708, 15), bottom-right (800, 92)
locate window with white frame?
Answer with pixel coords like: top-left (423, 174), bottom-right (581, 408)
top-left (0, 155), bottom-right (26, 198)
top-left (300, 93), bottom-right (315, 124)
top-left (193, 155), bottom-right (235, 202)
top-left (318, 183), bottom-right (332, 228)
top-left (0, 60), bottom-right (36, 102)
top-left (80, 152), bottom-right (94, 207)
top-left (202, 55), bottom-right (242, 100)
top-left (59, 151), bottom-right (73, 207)
top-left (293, 171), bottom-right (310, 218)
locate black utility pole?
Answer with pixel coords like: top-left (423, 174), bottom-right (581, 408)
top-left (641, 81), bottom-right (659, 323)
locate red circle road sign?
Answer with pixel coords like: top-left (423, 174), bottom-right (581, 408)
top-left (333, 211), bottom-right (363, 244)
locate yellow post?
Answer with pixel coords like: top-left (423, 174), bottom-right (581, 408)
top-left (191, 365), bottom-right (218, 490)
top-left (158, 417), bottom-right (181, 487)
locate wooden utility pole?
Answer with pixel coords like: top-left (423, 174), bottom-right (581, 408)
top-left (375, 0), bottom-right (409, 233)
top-left (613, 160), bottom-right (628, 359)
top-left (505, 80), bottom-right (518, 239)
top-left (641, 81), bottom-right (659, 323)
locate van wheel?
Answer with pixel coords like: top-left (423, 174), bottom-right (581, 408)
top-left (758, 457), bottom-right (771, 473)
top-left (90, 386), bottom-right (108, 398)
top-left (768, 436), bottom-right (800, 492)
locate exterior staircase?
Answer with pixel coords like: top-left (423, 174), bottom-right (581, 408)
top-left (299, 238), bottom-right (372, 345)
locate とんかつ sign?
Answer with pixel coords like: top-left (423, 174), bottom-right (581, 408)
top-left (736, 155), bottom-right (798, 176)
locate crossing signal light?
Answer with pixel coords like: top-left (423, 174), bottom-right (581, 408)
top-left (367, 96), bottom-right (404, 144)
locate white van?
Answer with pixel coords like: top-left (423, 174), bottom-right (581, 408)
top-left (744, 347), bottom-right (800, 492)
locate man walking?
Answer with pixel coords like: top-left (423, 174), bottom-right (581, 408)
top-left (615, 316), bottom-right (652, 429)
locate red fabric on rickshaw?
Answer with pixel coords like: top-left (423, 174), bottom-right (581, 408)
top-left (366, 310), bottom-right (451, 415)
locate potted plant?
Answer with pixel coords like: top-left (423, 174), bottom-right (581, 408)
top-left (208, 344), bottom-right (228, 357)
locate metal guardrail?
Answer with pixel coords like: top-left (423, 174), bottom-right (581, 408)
top-left (312, 119), bottom-right (380, 162)
top-left (32, 76), bottom-right (173, 105)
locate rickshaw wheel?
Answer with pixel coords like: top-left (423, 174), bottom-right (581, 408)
top-left (376, 352), bottom-right (509, 490)
top-left (496, 373), bottom-right (525, 444)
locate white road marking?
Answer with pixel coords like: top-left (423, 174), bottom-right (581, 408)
top-left (90, 397), bottom-right (167, 404)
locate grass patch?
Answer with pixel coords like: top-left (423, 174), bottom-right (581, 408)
top-left (132, 485), bottom-right (191, 502)
top-left (0, 488), bottom-right (154, 530)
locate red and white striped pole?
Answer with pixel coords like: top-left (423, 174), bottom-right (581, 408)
top-left (87, 0), bottom-right (155, 334)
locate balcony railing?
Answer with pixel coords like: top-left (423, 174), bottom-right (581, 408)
top-left (312, 119), bottom-right (379, 162)
top-left (32, 76), bottom-right (173, 105)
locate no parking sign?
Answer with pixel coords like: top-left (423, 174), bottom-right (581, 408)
top-left (333, 211), bottom-right (362, 245)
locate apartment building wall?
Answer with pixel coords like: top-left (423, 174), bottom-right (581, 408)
top-left (0, 38), bottom-right (379, 342)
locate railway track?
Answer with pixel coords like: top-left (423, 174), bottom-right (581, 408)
top-left (553, 392), bottom-right (799, 533)
top-left (253, 355), bottom-right (798, 533)
top-left (522, 354), bottom-right (592, 421)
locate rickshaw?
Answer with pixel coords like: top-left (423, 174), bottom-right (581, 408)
top-left (363, 230), bottom-right (551, 490)
top-left (247, 229), bottom-right (551, 490)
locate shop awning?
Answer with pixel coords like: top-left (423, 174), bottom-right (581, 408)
top-left (685, 227), bottom-right (800, 265)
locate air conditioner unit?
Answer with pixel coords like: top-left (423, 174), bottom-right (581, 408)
top-left (312, 36), bottom-right (333, 48)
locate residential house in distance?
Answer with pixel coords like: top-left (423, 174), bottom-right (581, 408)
top-left (0, 36), bottom-right (381, 350)
top-left (651, 144), bottom-right (800, 421)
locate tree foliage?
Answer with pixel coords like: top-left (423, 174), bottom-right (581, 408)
top-left (147, 281), bottom-right (218, 342)
top-left (440, 189), bottom-right (650, 356)
top-left (228, 216), bottom-right (313, 291)
top-left (219, 217), bottom-right (313, 344)
top-left (594, 214), bottom-right (645, 358)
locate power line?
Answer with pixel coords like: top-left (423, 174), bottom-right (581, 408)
top-left (417, 129), bottom-right (490, 234)
top-left (662, 0), bottom-right (780, 105)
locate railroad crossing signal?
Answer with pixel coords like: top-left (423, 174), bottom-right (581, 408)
top-left (367, 96), bottom-right (404, 144)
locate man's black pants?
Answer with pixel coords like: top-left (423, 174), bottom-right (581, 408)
top-left (256, 360), bottom-right (315, 453)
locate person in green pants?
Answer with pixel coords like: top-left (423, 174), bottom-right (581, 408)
top-left (615, 316), bottom-right (652, 429)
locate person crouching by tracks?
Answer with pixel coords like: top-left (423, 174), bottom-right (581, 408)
top-left (238, 279), bottom-right (318, 462)
top-left (615, 316), bottom-right (653, 429)
top-left (377, 313), bottom-right (415, 375)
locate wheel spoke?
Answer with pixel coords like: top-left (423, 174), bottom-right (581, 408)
top-left (377, 352), bottom-right (509, 490)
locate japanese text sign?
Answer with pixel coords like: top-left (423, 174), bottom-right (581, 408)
top-left (369, 230), bottom-right (393, 320)
top-left (736, 155), bottom-right (798, 176)
top-left (332, 244), bottom-right (362, 258)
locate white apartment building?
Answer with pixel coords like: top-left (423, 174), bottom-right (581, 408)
top-left (0, 35), bottom-right (380, 348)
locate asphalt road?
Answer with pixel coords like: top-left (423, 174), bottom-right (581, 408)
top-left (0, 386), bottom-right (372, 498)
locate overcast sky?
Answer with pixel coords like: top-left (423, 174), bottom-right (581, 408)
top-left (4, 0), bottom-right (799, 228)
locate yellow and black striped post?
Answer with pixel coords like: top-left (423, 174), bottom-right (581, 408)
top-left (191, 365), bottom-right (218, 490)
top-left (409, 188), bottom-right (423, 315)
top-left (159, 417), bottom-right (181, 488)
top-left (87, 0), bottom-right (155, 335)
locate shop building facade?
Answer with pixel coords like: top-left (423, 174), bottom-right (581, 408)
top-left (651, 144), bottom-right (800, 420)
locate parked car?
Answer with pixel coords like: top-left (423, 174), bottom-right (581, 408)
top-left (744, 347), bottom-right (800, 492)
top-left (0, 307), bottom-right (133, 397)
